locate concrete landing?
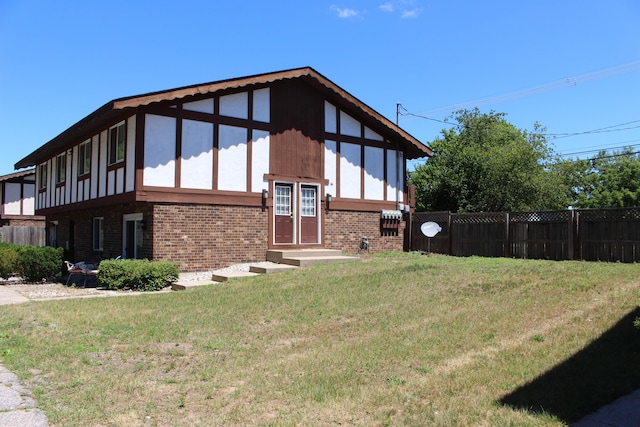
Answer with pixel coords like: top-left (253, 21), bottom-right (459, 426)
top-left (267, 249), bottom-right (360, 267)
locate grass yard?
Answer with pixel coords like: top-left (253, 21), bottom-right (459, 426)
top-left (0, 253), bottom-right (639, 426)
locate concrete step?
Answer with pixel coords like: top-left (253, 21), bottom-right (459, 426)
top-left (278, 255), bottom-right (360, 267)
top-left (266, 249), bottom-right (344, 263)
top-left (211, 271), bottom-right (260, 282)
top-left (249, 264), bottom-right (297, 274)
top-left (171, 280), bottom-right (217, 291)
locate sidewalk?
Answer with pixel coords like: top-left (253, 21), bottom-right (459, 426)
top-left (0, 285), bottom-right (30, 305)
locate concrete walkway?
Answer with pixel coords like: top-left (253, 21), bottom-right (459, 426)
top-left (0, 286), bottom-right (49, 426)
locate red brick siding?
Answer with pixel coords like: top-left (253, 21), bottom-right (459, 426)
top-left (46, 203), bottom-right (152, 263)
top-left (324, 210), bottom-right (406, 254)
top-left (151, 204), bottom-right (268, 272)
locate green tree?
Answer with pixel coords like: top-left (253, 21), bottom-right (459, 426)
top-left (411, 109), bottom-right (568, 212)
top-left (559, 148), bottom-right (640, 208)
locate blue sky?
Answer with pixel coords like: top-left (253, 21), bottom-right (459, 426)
top-left (1, 0), bottom-right (639, 176)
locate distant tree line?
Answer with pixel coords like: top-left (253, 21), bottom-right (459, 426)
top-left (410, 108), bottom-right (640, 212)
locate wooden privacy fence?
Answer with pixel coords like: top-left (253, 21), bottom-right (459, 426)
top-left (0, 226), bottom-right (45, 247)
top-left (411, 207), bottom-right (640, 262)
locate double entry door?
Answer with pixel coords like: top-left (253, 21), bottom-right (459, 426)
top-left (274, 183), bottom-right (320, 245)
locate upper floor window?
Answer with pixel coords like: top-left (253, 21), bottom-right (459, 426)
top-left (78, 140), bottom-right (91, 176)
top-left (56, 154), bottom-right (66, 183)
top-left (108, 122), bottom-right (126, 165)
top-left (38, 163), bottom-right (48, 190)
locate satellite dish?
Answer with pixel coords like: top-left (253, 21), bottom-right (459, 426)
top-left (420, 222), bottom-right (442, 238)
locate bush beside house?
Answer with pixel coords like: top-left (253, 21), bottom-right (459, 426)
top-left (0, 242), bottom-right (63, 282)
top-left (98, 259), bottom-right (179, 292)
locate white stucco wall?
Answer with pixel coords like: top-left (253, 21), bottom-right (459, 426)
top-left (181, 119), bottom-right (214, 190)
top-left (251, 130), bottom-right (270, 193)
top-left (364, 146), bottom-right (384, 200)
top-left (325, 102), bottom-right (337, 133)
top-left (218, 124), bottom-right (247, 192)
top-left (220, 92), bottom-right (248, 119)
top-left (144, 114), bottom-right (176, 188)
top-left (324, 140), bottom-right (337, 198)
top-left (253, 88), bottom-right (270, 123)
top-left (340, 111), bottom-right (361, 138)
top-left (3, 183), bottom-right (21, 214)
top-left (340, 142), bottom-right (361, 199)
top-left (184, 98), bottom-right (214, 114)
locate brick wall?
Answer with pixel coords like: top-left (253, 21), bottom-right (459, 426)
top-left (152, 204), bottom-right (268, 272)
top-left (324, 210), bottom-right (407, 254)
top-left (46, 203), bottom-right (152, 264)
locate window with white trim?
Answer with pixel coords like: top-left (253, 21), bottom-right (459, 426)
top-left (275, 185), bottom-right (291, 215)
top-left (301, 187), bottom-right (316, 217)
top-left (56, 154), bottom-right (66, 183)
top-left (108, 123), bottom-right (126, 165)
top-left (38, 163), bottom-right (47, 190)
top-left (78, 140), bottom-right (91, 176)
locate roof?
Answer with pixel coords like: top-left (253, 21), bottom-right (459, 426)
top-left (0, 168), bottom-right (35, 182)
top-left (15, 67), bottom-right (431, 169)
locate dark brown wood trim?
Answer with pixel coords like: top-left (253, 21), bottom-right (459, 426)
top-left (360, 143), bottom-right (365, 199)
top-left (263, 174), bottom-right (329, 185)
top-left (136, 187), bottom-right (264, 206)
top-left (135, 112), bottom-right (145, 193)
top-left (175, 107), bottom-right (182, 189)
top-left (328, 198), bottom-right (398, 212)
top-left (36, 192), bottom-right (138, 216)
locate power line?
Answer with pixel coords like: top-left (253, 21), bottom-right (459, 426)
top-left (405, 61), bottom-right (640, 119)
top-left (545, 121), bottom-right (640, 138)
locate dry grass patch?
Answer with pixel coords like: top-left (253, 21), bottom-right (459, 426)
top-left (0, 253), bottom-right (638, 426)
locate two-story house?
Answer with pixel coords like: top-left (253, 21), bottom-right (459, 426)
top-left (15, 67), bottom-right (431, 271)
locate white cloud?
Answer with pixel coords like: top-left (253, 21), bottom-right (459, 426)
top-left (379, 1), bottom-right (421, 18)
top-left (401, 8), bottom-right (419, 18)
top-left (379, 2), bottom-right (394, 12)
top-left (330, 5), bottom-right (360, 18)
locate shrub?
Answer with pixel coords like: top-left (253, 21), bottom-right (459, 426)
top-left (15, 245), bottom-right (64, 282)
top-left (98, 259), bottom-right (179, 292)
top-left (0, 243), bottom-right (19, 279)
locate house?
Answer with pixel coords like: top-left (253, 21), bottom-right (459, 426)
top-left (15, 67), bottom-right (432, 271)
top-left (0, 169), bottom-right (45, 246)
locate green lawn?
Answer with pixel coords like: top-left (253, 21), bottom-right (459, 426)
top-left (0, 253), bottom-right (639, 426)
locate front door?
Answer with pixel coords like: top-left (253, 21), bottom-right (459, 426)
top-left (273, 183), bottom-right (320, 246)
top-left (275, 184), bottom-right (294, 244)
top-left (300, 185), bottom-right (318, 244)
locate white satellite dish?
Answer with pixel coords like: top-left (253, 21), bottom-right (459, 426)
top-left (420, 222), bottom-right (442, 238)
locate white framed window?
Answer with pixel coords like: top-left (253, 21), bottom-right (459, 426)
top-left (38, 163), bottom-right (48, 190)
top-left (56, 154), bottom-right (66, 183)
top-left (108, 122), bottom-right (126, 165)
top-left (301, 187), bottom-right (316, 217)
top-left (78, 140), bottom-right (91, 176)
top-left (93, 217), bottom-right (104, 251)
top-left (275, 185), bottom-right (291, 216)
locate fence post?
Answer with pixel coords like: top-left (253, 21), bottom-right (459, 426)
top-left (567, 210), bottom-right (574, 260)
top-left (504, 212), bottom-right (510, 258)
top-left (447, 212), bottom-right (453, 255)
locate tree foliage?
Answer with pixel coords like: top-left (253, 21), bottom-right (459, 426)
top-left (411, 109), bottom-right (568, 212)
top-left (556, 148), bottom-right (640, 208)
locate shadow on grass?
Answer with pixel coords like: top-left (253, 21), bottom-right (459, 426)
top-left (499, 307), bottom-right (640, 424)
